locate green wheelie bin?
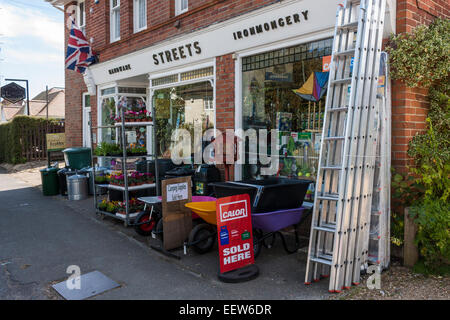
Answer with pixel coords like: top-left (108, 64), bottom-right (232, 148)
top-left (62, 147), bottom-right (92, 170)
top-left (40, 167), bottom-right (60, 196)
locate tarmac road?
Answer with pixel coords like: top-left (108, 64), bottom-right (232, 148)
top-left (0, 169), bottom-right (329, 300)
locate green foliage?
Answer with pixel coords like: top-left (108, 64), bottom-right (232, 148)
top-left (0, 116), bottom-right (61, 164)
top-left (390, 169), bottom-right (424, 247)
top-left (94, 141), bottom-right (122, 156)
top-left (409, 199), bottom-right (450, 274)
top-left (386, 18), bottom-right (450, 88)
top-left (407, 83), bottom-right (450, 201)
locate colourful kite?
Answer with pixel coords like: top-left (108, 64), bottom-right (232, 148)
top-left (293, 72), bottom-right (329, 102)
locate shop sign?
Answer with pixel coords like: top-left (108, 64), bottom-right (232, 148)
top-left (216, 194), bottom-right (254, 274)
top-left (166, 182), bottom-right (189, 202)
top-left (108, 64), bottom-right (132, 75)
top-left (322, 55), bottom-right (332, 72)
top-left (1, 82), bottom-right (26, 104)
top-left (46, 133), bottom-right (66, 152)
top-left (152, 41), bottom-right (202, 66)
top-left (232, 10), bottom-right (309, 41)
top-left (265, 71), bottom-right (292, 82)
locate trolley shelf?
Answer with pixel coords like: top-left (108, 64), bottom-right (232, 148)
top-left (102, 183), bottom-right (156, 191)
top-left (92, 154), bottom-right (155, 159)
top-left (91, 122), bottom-right (153, 129)
top-left (114, 122), bottom-right (153, 127)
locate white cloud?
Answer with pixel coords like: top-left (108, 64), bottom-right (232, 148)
top-left (0, 2), bottom-right (64, 49)
top-left (4, 48), bottom-right (63, 65)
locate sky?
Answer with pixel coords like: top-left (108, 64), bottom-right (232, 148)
top-left (0, 0), bottom-right (64, 99)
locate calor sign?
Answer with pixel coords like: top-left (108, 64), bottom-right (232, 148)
top-left (216, 194), bottom-right (254, 274)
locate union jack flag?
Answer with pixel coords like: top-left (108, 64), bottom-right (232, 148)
top-left (65, 18), bottom-right (97, 73)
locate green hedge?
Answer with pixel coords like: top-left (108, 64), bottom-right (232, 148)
top-left (0, 116), bottom-right (62, 164)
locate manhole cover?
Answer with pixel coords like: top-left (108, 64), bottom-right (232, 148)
top-left (52, 271), bottom-right (120, 300)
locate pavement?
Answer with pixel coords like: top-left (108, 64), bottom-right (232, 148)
top-left (0, 168), bottom-right (330, 300)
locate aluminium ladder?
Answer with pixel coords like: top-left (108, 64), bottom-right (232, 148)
top-left (368, 51), bottom-right (391, 271)
top-left (305, 0), bottom-right (387, 293)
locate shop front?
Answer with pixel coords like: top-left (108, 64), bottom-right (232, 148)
top-left (86, 0), bottom-right (395, 181)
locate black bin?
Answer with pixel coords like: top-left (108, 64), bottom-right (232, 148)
top-left (194, 164), bottom-right (221, 196)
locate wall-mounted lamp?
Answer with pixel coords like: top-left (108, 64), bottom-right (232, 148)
top-left (174, 20), bottom-right (181, 29)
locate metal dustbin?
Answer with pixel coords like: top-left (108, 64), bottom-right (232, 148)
top-left (62, 147), bottom-right (92, 170)
top-left (40, 167), bottom-right (60, 196)
top-left (57, 167), bottom-right (77, 196)
top-left (67, 173), bottom-right (88, 201)
top-left (84, 166), bottom-right (108, 195)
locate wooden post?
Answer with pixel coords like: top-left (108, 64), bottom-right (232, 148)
top-left (404, 207), bottom-right (419, 267)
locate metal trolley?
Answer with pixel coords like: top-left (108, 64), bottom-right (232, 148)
top-left (88, 107), bottom-right (160, 227)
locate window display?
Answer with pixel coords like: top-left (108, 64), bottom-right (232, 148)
top-left (242, 38), bottom-right (333, 181)
top-left (153, 81), bottom-right (214, 158)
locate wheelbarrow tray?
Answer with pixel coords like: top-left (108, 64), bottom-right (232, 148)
top-left (251, 206), bottom-right (309, 233)
top-left (184, 201), bottom-right (217, 225)
top-left (212, 178), bottom-right (312, 213)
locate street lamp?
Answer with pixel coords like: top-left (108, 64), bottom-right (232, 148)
top-left (5, 78), bottom-right (30, 116)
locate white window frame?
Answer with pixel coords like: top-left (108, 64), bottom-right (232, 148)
top-left (110, 0), bottom-right (121, 43)
top-left (77, 0), bottom-right (86, 34)
top-left (175, 0), bottom-right (188, 16)
top-left (133, 0), bottom-right (147, 33)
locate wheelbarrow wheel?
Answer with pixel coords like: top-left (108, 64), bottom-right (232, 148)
top-left (134, 211), bottom-right (156, 236)
top-left (189, 224), bottom-right (216, 254)
top-left (253, 230), bottom-right (262, 258)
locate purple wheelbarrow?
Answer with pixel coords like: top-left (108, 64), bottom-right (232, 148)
top-left (251, 206), bottom-right (311, 258)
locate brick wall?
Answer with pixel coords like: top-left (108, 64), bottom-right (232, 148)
top-left (64, 0), bottom-right (279, 148)
top-left (391, 0), bottom-right (449, 173)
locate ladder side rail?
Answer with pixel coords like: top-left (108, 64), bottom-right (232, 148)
top-left (305, 4), bottom-right (344, 285)
top-left (341, 0), bottom-right (380, 288)
top-left (352, 0), bottom-right (387, 284)
top-left (315, 3), bottom-right (357, 282)
top-left (330, 0), bottom-right (371, 292)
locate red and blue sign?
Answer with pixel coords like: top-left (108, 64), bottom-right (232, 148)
top-left (216, 194), bottom-right (254, 274)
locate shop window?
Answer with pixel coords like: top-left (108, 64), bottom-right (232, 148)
top-left (241, 38), bottom-right (333, 181)
top-left (133, 0), bottom-right (147, 33)
top-left (152, 74), bottom-right (179, 87)
top-left (110, 0), bottom-right (121, 42)
top-left (101, 96), bottom-right (117, 143)
top-left (118, 87), bottom-right (147, 94)
top-left (78, 0), bottom-right (86, 34)
top-left (153, 81), bottom-right (214, 158)
top-left (180, 67), bottom-right (214, 81)
top-left (175, 0), bottom-right (188, 16)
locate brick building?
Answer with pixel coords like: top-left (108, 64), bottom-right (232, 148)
top-left (46, 0), bottom-right (448, 179)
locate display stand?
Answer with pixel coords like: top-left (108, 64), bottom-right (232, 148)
top-left (89, 107), bottom-right (160, 227)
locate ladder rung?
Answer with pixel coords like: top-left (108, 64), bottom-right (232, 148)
top-left (317, 194), bottom-right (339, 201)
top-left (331, 78), bottom-right (352, 85)
top-left (321, 166), bottom-right (342, 170)
top-left (338, 21), bottom-right (359, 31)
top-left (334, 49), bottom-right (355, 57)
top-left (323, 136), bottom-right (345, 141)
top-left (328, 107), bottom-right (348, 112)
top-left (313, 223), bottom-right (336, 233)
top-left (310, 254), bottom-right (333, 266)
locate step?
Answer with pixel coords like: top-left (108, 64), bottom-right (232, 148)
top-left (323, 136), bottom-right (345, 141)
top-left (317, 193), bottom-right (340, 201)
top-left (334, 48), bottom-right (356, 57)
top-left (331, 78), bottom-right (352, 85)
top-left (310, 254), bottom-right (333, 266)
top-left (337, 21), bottom-right (359, 31)
top-left (321, 165), bottom-right (342, 171)
top-left (328, 107), bottom-right (349, 113)
top-left (313, 223), bottom-right (337, 233)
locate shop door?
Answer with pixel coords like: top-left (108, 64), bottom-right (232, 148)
top-left (82, 93), bottom-right (91, 148)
